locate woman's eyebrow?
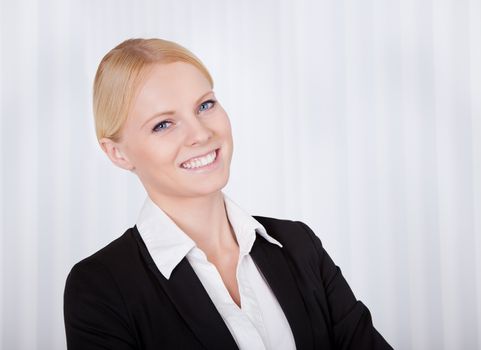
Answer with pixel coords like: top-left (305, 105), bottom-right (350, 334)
top-left (195, 90), bottom-right (214, 106)
top-left (140, 110), bottom-right (175, 130)
top-left (140, 90), bottom-right (214, 130)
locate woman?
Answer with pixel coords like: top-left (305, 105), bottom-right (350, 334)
top-left (63, 38), bottom-right (392, 350)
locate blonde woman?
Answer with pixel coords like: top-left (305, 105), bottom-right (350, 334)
top-left (63, 38), bottom-right (392, 350)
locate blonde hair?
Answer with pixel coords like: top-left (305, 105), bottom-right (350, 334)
top-left (93, 38), bottom-right (214, 142)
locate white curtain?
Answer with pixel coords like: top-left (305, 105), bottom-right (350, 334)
top-left (1, 0), bottom-right (480, 349)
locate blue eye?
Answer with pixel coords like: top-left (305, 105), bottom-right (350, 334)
top-left (199, 99), bottom-right (216, 112)
top-left (152, 120), bottom-right (172, 133)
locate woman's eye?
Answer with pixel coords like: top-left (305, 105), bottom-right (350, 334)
top-left (198, 99), bottom-right (216, 113)
top-left (152, 120), bottom-right (172, 133)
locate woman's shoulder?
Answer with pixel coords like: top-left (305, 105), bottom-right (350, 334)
top-left (64, 227), bottom-right (142, 348)
top-left (252, 215), bottom-right (326, 261)
top-left (66, 226), bottom-right (141, 283)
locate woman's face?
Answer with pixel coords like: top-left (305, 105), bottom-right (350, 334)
top-left (107, 61), bottom-right (233, 201)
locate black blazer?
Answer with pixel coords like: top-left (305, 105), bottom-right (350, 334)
top-left (64, 216), bottom-right (393, 349)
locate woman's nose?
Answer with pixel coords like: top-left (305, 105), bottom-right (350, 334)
top-left (184, 116), bottom-right (213, 146)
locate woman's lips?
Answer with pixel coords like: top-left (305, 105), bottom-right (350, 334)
top-left (180, 148), bottom-right (221, 170)
top-left (182, 148), bottom-right (218, 164)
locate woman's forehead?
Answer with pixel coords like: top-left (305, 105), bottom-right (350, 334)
top-left (136, 62), bottom-right (211, 102)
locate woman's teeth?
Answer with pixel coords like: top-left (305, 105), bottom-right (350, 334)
top-left (181, 150), bottom-right (217, 169)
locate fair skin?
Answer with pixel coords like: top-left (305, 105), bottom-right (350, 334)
top-left (99, 62), bottom-right (242, 307)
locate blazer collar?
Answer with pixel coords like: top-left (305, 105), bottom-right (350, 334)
top-left (132, 225), bottom-right (239, 350)
top-left (250, 233), bottom-right (315, 350)
top-left (132, 225), bottom-right (314, 350)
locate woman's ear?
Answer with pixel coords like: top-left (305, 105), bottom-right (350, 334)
top-left (99, 137), bottom-right (135, 171)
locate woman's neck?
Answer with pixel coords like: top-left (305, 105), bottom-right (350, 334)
top-left (148, 190), bottom-right (238, 258)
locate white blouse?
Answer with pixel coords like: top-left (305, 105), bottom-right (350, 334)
top-left (135, 191), bottom-right (297, 350)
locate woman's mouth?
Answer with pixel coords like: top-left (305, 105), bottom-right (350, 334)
top-left (180, 148), bottom-right (220, 171)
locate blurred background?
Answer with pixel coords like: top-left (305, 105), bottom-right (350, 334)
top-left (1, 0), bottom-right (480, 349)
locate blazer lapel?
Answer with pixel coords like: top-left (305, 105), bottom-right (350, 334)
top-left (251, 235), bottom-right (315, 350)
top-left (133, 227), bottom-right (238, 350)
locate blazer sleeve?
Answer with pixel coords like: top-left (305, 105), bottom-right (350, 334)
top-left (297, 221), bottom-right (393, 350)
top-left (63, 258), bottom-right (138, 350)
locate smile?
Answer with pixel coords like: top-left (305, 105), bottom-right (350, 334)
top-left (180, 149), bottom-right (219, 169)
